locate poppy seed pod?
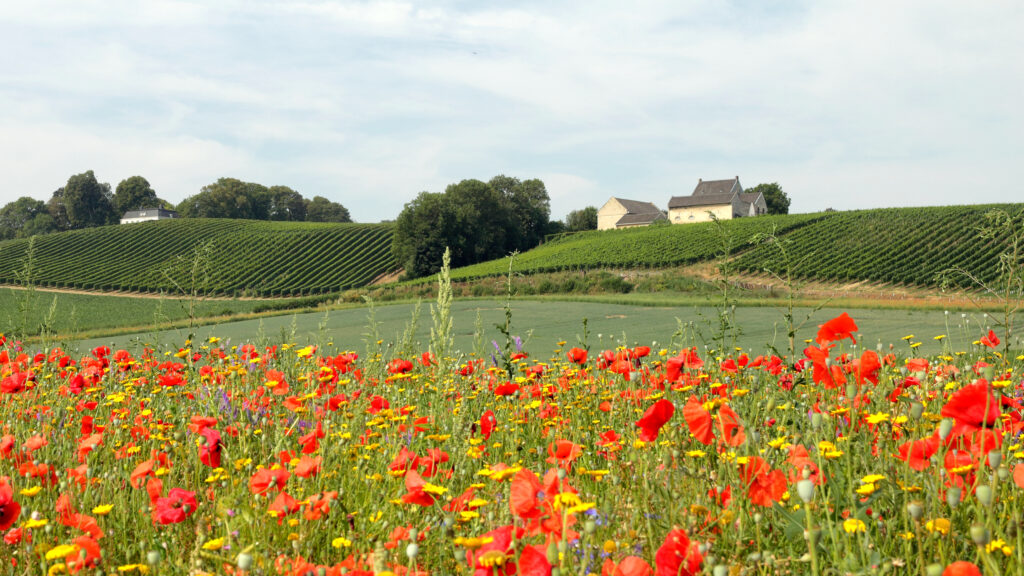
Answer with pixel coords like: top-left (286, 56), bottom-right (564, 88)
top-left (975, 485), bottom-right (993, 507)
top-left (946, 487), bottom-right (961, 509)
top-left (236, 553), bottom-right (253, 571)
top-left (938, 418), bottom-right (953, 440)
top-left (907, 501), bottom-right (924, 521)
top-left (988, 450), bottom-right (1002, 470)
top-left (796, 479), bottom-right (815, 503)
top-left (925, 564), bottom-right (943, 576)
top-left (910, 402), bottom-right (924, 420)
top-left (970, 524), bottom-right (990, 545)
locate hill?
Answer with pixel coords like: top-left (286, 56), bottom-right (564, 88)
top-left (0, 219), bottom-right (397, 297)
top-left (446, 204), bottom-right (1024, 290)
top-left (446, 212), bottom-right (827, 279)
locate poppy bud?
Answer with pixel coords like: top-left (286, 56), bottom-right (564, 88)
top-left (810, 413), bottom-right (822, 429)
top-left (454, 548), bottom-right (466, 563)
top-left (147, 551), bottom-right (161, 565)
top-left (970, 524), bottom-right (990, 545)
top-left (910, 402), bottom-right (924, 420)
top-left (938, 418), bottom-right (953, 440)
top-left (906, 501), bottom-right (923, 521)
top-left (546, 542), bottom-right (558, 563)
top-left (925, 565), bottom-right (943, 576)
top-left (946, 487), bottom-right (961, 509)
top-left (796, 479), bottom-right (815, 503)
top-left (976, 485), bottom-right (993, 507)
top-left (988, 450), bottom-right (1002, 469)
top-left (406, 543), bottom-right (419, 559)
top-left (714, 565), bottom-right (730, 576)
top-left (237, 553), bottom-right (253, 571)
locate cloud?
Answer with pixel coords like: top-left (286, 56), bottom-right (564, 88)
top-left (0, 1), bottom-right (1021, 220)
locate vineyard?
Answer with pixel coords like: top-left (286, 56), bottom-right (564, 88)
top-left (733, 204), bottom-right (1024, 287)
top-left (447, 212), bottom-right (829, 280)
top-left (0, 219), bottom-right (397, 297)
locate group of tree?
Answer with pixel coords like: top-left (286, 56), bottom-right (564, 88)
top-left (175, 178), bottom-right (350, 222)
top-left (0, 172), bottom-right (352, 241)
top-left (393, 175), bottom-right (558, 278)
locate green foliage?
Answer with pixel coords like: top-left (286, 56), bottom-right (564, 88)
top-left (305, 195), bottom-right (352, 223)
top-left (392, 175), bottom-right (552, 278)
top-left (62, 170), bottom-right (117, 229)
top-left (448, 213), bottom-right (825, 280)
top-left (0, 219), bottom-right (397, 297)
top-left (734, 204), bottom-right (1024, 288)
top-left (565, 206), bottom-right (598, 231)
top-left (113, 176), bottom-right (161, 216)
top-left (0, 196), bottom-right (54, 240)
top-left (179, 178), bottom-right (350, 224)
top-left (747, 182), bottom-right (790, 215)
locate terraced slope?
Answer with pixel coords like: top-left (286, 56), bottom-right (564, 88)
top-left (448, 212), bottom-right (830, 280)
top-left (0, 219), bottom-right (397, 296)
top-left (733, 204), bottom-right (1024, 287)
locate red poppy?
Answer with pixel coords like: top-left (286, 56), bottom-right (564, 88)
top-left (854, 350), bottom-right (882, 385)
top-left (943, 561), bottom-right (982, 576)
top-left (816, 312), bottom-right (858, 345)
top-left (740, 456), bottom-right (787, 507)
top-left (940, 381), bottom-right (1000, 432)
top-left (654, 528), bottom-right (703, 576)
top-left (198, 428), bottom-right (222, 468)
top-left (980, 330), bottom-right (1000, 349)
top-left (302, 490), bottom-right (337, 521)
top-left (0, 478), bottom-right (21, 531)
top-left (268, 490), bottom-right (302, 521)
top-left (249, 467), bottom-right (290, 495)
top-left (465, 525), bottom-right (524, 576)
top-left (546, 440), bottom-right (583, 469)
top-left (716, 404), bottom-right (746, 447)
top-left (604, 556), bottom-right (653, 576)
top-left (494, 381), bottom-right (520, 396)
top-left (387, 358), bottom-right (414, 374)
top-left (636, 399), bottom-right (674, 442)
top-left (56, 493), bottom-right (103, 539)
top-left (567, 347), bottom-right (588, 365)
top-left (401, 470), bottom-right (437, 507)
top-left (804, 344), bottom-right (845, 389)
top-left (153, 488), bottom-right (198, 524)
top-left (682, 397), bottom-right (713, 445)
top-left (510, 468), bottom-right (544, 519)
top-left (66, 536), bottom-right (102, 574)
top-left (480, 410), bottom-right (497, 440)
top-left (298, 421), bottom-right (325, 454)
top-left (419, 448), bottom-right (450, 478)
top-left (1013, 463), bottom-right (1024, 490)
top-left (295, 455), bottom-right (322, 478)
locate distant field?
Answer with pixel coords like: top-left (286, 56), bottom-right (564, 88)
top-left (445, 212), bottom-right (828, 280)
top-left (79, 298), bottom-right (975, 357)
top-left (0, 288), bottom-right (286, 338)
top-left (0, 218), bottom-right (397, 297)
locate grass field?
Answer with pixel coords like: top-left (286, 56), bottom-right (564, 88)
top-left (0, 288), bottom-right (289, 338)
top-left (78, 298), bottom-right (986, 357)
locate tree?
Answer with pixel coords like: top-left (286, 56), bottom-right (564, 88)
top-left (392, 192), bottom-right (458, 278)
top-left (565, 206), bottom-right (598, 231)
top-left (268, 186), bottom-right (306, 221)
top-left (489, 175), bottom-right (551, 252)
top-left (113, 176), bottom-right (161, 216)
top-left (178, 178), bottom-right (269, 219)
top-left (746, 183), bottom-right (790, 215)
top-left (46, 188), bottom-right (70, 231)
top-left (0, 197), bottom-right (50, 239)
top-left (304, 196), bottom-right (351, 223)
top-left (62, 170), bottom-right (117, 229)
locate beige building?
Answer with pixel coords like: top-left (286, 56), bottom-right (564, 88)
top-left (667, 177), bottom-right (767, 224)
top-left (596, 197), bottom-right (667, 231)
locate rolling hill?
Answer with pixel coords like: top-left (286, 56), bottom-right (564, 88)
top-left (0, 219), bottom-right (397, 297)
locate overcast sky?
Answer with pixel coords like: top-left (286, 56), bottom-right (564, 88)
top-left (2, 1), bottom-right (1021, 222)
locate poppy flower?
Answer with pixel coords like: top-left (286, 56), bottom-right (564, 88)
top-left (66, 535), bottom-right (102, 574)
top-left (943, 561), bottom-right (982, 576)
top-left (154, 488), bottom-right (198, 524)
top-left (716, 404), bottom-right (746, 447)
top-left (465, 524), bottom-right (524, 576)
top-left (509, 468), bottom-right (544, 519)
top-left (0, 478), bottom-right (21, 531)
top-left (682, 397), bottom-right (713, 445)
top-left (636, 399), bottom-right (674, 442)
top-left (387, 358), bottom-right (414, 374)
top-left (56, 493), bottom-right (103, 539)
top-left (295, 455), bottom-right (322, 478)
top-left (740, 456), bottom-right (787, 507)
top-left (546, 440), bottom-right (583, 469)
top-left (816, 312), bottom-right (858, 345)
top-left (480, 410), bottom-right (497, 440)
top-left (605, 557), bottom-right (653, 576)
top-left (268, 490), bottom-right (302, 521)
top-left (567, 347), bottom-right (588, 365)
top-left (418, 448), bottom-right (450, 478)
top-left (402, 470), bottom-right (440, 507)
top-left (198, 428), bottom-right (222, 468)
top-left (654, 528), bottom-right (703, 576)
top-left (980, 330), bottom-right (1000, 349)
top-left (298, 421), bottom-right (325, 454)
top-left (250, 467), bottom-right (290, 495)
top-left (940, 381), bottom-right (1000, 432)
top-left (367, 395), bottom-right (390, 414)
top-left (494, 381), bottom-right (520, 396)
top-left (853, 350), bottom-right (882, 385)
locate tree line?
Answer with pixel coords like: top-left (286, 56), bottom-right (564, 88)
top-left (0, 171), bottom-right (352, 240)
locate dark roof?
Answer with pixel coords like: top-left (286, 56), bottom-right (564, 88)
top-left (616, 212), bottom-right (667, 226)
top-left (668, 192), bottom-right (736, 209)
top-left (693, 178), bottom-right (739, 196)
top-left (613, 198), bottom-right (662, 215)
top-left (738, 192), bottom-right (762, 204)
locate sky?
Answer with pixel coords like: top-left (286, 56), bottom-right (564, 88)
top-left (1, 1), bottom-right (1022, 223)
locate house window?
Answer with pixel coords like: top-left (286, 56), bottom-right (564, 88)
top-left (688, 214), bottom-right (695, 221)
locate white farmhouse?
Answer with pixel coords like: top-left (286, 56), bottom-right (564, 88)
top-left (120, 208), bottom-right (179, 224)
top-left (667, 177), bottom-right (767, 224)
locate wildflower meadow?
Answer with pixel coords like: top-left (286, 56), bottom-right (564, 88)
top-left (0, 305), bottom-right (1021, 576)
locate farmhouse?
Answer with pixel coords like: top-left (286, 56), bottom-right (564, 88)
top-left (596, 197), bottom-right (667, 231)
top-left (120, 208), bottom-right (179, 224)
top-left (668, 177), bottom-right (767, 224)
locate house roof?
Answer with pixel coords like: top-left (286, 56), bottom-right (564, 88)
top-left (122, 208), bottom-right (177, 218)
top-left (668, 192), bottom-right (736, 209)
top-left (738, 192), bottom-right (761, 204)
top-left (693, 177), bottom-right (739, 196)
top-left (616, 211), bottom-right (667, 227)
top-left (612, 197), bottom-right (663, 215)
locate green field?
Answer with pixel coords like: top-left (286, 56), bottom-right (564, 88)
top-left (0, 218), bottom-right (397, 297)
top-left (0, 288), bottom-right (293, 338)
top-left (78, 298), bottom-right (984, 357)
